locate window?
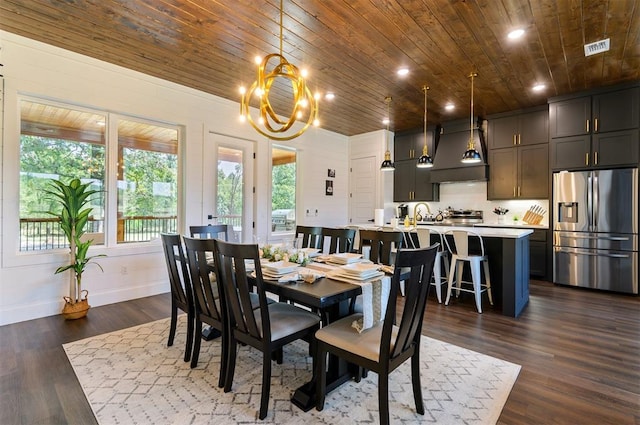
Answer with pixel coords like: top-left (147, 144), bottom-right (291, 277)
top-left (116, 119), bottom-right (178, 243)
top-left (271, 146), bottom-right (296, 233)
top-left (19, 100), bottom-right (106, 251)
top-left (18, 98), bottom-right (179, 250)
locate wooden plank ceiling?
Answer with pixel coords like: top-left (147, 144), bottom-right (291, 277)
top-left (1, 0), bottom-right (639, 136)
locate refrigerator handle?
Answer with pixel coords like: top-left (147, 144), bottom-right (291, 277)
top-left (587, 173), bottom-right (593, 232)
top-left (593, 174), bottom-right (599, 230)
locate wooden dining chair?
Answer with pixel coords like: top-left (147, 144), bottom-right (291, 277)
top-left (182, 236), bottom-right (228, 388)
top-left (213, 239), bottom-right (321, 420)
top-left (190, 224), bottom-right (229, 240)
top-left (160, 233), bottom-right (194, 363)
top-left (315, 244), bottom-right (439, 425)
top-left (295, 225), bottom-right (323, 249)
top-left (358, 229), bottom-right (404, 265)
top-left (321, 227), bottom-right (356, 254)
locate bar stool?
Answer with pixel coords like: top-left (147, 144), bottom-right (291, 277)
top-left (444, 230), bottom-right (493, 313)
top-left (416, 228), bottom-right (450, 303)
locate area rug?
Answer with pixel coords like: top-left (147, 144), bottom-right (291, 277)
top-left (63, 316), bottom-right (520, 424)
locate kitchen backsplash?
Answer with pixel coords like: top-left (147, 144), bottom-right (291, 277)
top-left (387, 181), bottom-right (550, 226)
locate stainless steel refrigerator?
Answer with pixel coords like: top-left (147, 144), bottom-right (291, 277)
top-left (553, 168), bottom-right (638, 294)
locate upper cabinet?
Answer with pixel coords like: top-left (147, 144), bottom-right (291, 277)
top-left (393, 128), bottom-right (439, 202)
top-left (549, 85), bottom-right (640, 170)
top-left (489, 109), bottom-right (548, 149)
top-left (487, 107), bottom-right (549, 200)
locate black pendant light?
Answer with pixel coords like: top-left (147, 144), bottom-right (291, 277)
top-left (461, 72), bottom-right (482, 163)
top-left (380, 96), bottom-right (395, 171)
top-left (416, 85), bottom-right (434, 168)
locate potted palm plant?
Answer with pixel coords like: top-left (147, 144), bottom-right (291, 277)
top-left (45, 178), bottom-right (105, 319)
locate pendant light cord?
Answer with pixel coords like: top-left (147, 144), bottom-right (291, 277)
top-left (279, 0), bottom-right (283, 56)
top-left (423, 85), bottom-right (429, 153)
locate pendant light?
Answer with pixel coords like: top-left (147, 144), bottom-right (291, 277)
top-left (416, 85), bottom-right (433, 168)
top-left (380, 96), bottom-right (395, 171)
top-left (461, 72), bottom-right (482, 163)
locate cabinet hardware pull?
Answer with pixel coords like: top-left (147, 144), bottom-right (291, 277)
top-left (594, 151), bottom-right (598, 165)
top-left (513, 187), bottom-right (516, 197)
top-left (517, 134), bottom-right (521, 145)
top-left (586, 119), bottom-right (589, 133)
top-left (585, 152), bottom-right (589, 165)
top-left (518, 186), bottom-right (521, 197)
top-left (513, 134), bottom-right (516, 145)
top-left (594, 118), bottom-right (598, 133)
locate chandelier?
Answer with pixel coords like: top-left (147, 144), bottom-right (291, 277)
top-left (239, 0), bottom-right (319, 141)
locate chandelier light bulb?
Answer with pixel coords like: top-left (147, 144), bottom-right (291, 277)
top-left (313, 119), bottom-right (320, 126)
top-left (254, 55), bottom-right (262, 65)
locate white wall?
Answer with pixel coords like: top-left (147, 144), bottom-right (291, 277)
top-left (0, 32), bottom-right (352, 325)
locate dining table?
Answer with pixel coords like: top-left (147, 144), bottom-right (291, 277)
top-left (256, 258), bottom-right (388, 412)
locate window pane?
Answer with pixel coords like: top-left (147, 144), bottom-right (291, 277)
top-left (271, 147), bottom-right (296, 233)
top-left (19, 100), bottom-right (105, 251)
top-left (117, 119), bottom-right (178, 243)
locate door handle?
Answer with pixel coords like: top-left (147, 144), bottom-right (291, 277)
top-left (585, 152), bottom-right (589, 165)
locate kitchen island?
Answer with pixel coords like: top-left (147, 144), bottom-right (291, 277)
top-left (354, 224), bottom-right (532, 317)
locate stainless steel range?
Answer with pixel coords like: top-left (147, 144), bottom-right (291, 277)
top-left (441, 210), bottom-right (483, 226)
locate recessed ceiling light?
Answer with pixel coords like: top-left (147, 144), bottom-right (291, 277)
top-left (325, 92), bottom-right (335, 100)
top-left (382, 117), bottom-right (390, 125)
top-left (445, 103), bottom-right (455, 111)
top-left (508, 28), bottom-right (525, 39)
top-left (397, 67), bottom-right (409, 77)
top-left (532, 83), bottom-right (546, 92)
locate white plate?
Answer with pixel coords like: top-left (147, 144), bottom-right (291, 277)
top-left (300, 247), bottom-right (321, 257)
top-left (327, 269), bottom-right (385, 282)
top-left (263, 261), bottom-right (299, 274)
top-left (340, 263), bottom-right (381, 275)
top-left (327, 252), bottom-right (362, 264)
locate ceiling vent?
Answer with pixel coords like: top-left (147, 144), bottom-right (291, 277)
top-left (584, 38), bottom-right (610, 57)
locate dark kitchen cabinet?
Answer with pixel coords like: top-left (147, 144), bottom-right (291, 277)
top-left (488, 144), bottom-right (548, 199)
top-left (394, 129), bottom-right (424, 161)
top-left (549, 86), bottom-right (640, 170)
top-left (393, 160), bottom-right (439, 202)
top-left (487, 107), bottom-right (549, 200)
top-left (529, 229), bottom-right (548, 278)
top-left (489, 108), bottom-right (548, 149)
top-left (393, 128), bottom-right (439, 202)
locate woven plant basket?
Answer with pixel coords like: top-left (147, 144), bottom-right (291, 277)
top-left (62, 290), bottom-right (91, 320)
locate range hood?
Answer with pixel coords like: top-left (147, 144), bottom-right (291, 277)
top-left (430, 117), bottom-right (489, 183)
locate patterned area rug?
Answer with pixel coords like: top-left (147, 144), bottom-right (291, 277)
top-left (63, 316), bottom-right (520, 424)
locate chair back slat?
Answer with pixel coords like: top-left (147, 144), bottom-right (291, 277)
top-left (358, 229), bottom-right (404, 265)
top-left (190, 224), bottom-right (229, 240)
top-left (214, 240), bottom-right (269, 342)
top-left (381, 244), bottom-right (438, 360)
top-left (183, 237), bottom-right (224, 323)
top-left (321, 227), bottom-right (356, 254)
top-left (161, 233), bottom-right (191, 307)
top-left (295, 225), bottom-right (323, 249)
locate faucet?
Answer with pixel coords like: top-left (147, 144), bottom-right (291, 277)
top-left (413, 202), bottom-right (431, 224)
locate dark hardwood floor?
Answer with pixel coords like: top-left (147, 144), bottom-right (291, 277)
top-left (1, 281), bottom-right (638, 424)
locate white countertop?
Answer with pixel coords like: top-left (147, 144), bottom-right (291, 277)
top-left (352, 223), bottom-right (533, 239)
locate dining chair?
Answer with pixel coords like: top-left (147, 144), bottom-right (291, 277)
top-left (314, 244), bottom-right (439, 425)
top-left (295, 225), bottom-right (323, 249)
top-left (357, 229), bottom-right (404, 265)
top-left (321, 227), bottom-right (356, 254)
top-left (443, 230), bottom-right (493, 313)
top-left (190, 224), bottom-right (229, 240)
top-left (416, 228), bottom-right (450, 303)
top-left (182, 236), bottom-right (228, 387)
top-left (160, 233), bottom-right (194, 363)
top-left (213, 239), bottom-right (321, 420)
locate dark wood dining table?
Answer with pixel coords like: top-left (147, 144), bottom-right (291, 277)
top-left (260, 274), bottom-right (363, 411)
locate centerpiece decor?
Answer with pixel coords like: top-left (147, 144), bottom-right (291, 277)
top-left (259, 244), bottom-right (311, 266)
top-left (45, 178), bottom-right (105, 320)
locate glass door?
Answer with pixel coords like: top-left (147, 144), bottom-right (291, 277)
top-left (204, 133), bottom-right (254, 242)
